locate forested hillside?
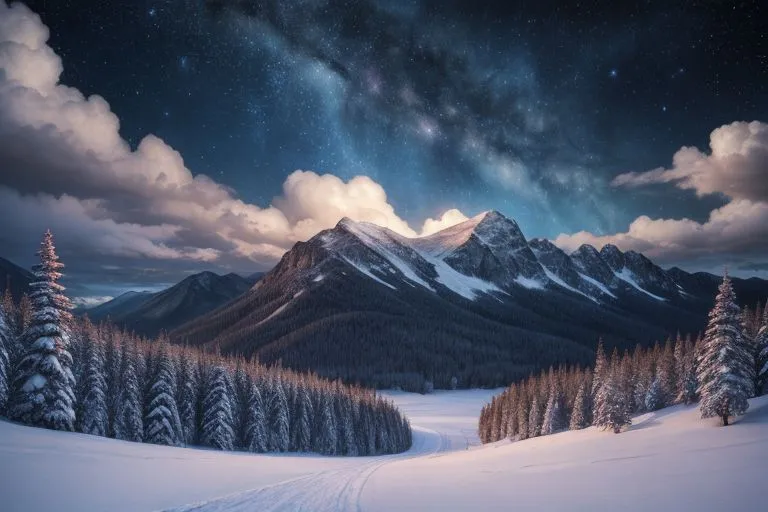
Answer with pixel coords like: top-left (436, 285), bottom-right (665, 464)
top-left (0, 231), bottom-right (411, 456)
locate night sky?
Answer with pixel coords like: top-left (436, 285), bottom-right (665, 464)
top-left (0, 0), bottom-right (766, 303)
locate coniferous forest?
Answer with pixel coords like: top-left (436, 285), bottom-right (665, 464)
top-left (479, 275), bottom-right (768, 441)
top-left (0, 231), bottom-right (412, 456)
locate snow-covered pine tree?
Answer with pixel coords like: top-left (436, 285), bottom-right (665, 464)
top-left (232, 360), bottom-right (251, 448)
top-left (1, 287), bottom-right (23, 370)
top-left (115, 340), bottom-right (143, 442)
top-left (644, 377), bottom-right (665, 411)
top-left (541, 382), bottom-right (563, 436)
top-left (569, 381), bottom-right (590, 430)
top-left (0, 302), bottom-right (11, 414)
top-left (177, 348), bottom-right (199, 445)
top-left (103, 328), bottom-right (122, 437)
top-left (316, 393), bottom-right (337, 455)
top-left (292, 385), bottom-right (313, 452)
top-left (697, 274), bottom-right (754, 425)
top-left (516, 383), bottom-right (530, 440)
top-left (656, 339), bottom-right (677, 407)
top-left (200, 364), bottom-right (235, 450)
top-left (528, 393), bottom-right (542, 438)
top-left (337, 394), bottom-right (357, 456)
top-left (595, 369), bottom-right (631, 433)
top-left (245, 381), bottom-right (268, 452)
top-left (754, 302), bottom-right (768, 395)
top-left (267, 378), bottom-right (290, 452)
top-left (143, 346), bottom-right (182, 446)
top-left (9, 230), bottom-right (76, 431)
top-left (677, 336), bottom-right (698, 404)
top-left (76, 322), bottom-right (108, 436)
top-left (591, 338), bottom-right (607, 397)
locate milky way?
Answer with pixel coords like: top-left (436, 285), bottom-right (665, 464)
top-left (2, 0), bottom-right (767, 299)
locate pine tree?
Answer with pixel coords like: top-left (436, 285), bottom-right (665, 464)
top-left (0, 302), bottom-right (11, 414)
top-left (697, 274), bottom-right (754, 425)
top-left (541, 382), bottom-right (565, 435)
top-left (644, 377), bottom-right (665, 411)
top-left (245, 382), bottom-right (268, 452)
top-left (177, 349), bottom-right (199, 445)
top-left (755, 302), bottom-right (768, 396)
top-left (569, 381), bottom-right (590, 430)
top-left (591, 338), bottom-right (607, 398)
top-left (316, 393), bottom-right (337, 455)
top-left (200, 365), bottom-right (235, 450)
top-left (656, 339), bottom-right (677, 406)
top-left (292, 386), bottom-right (313, 452)
top-left (115, 340), bottom-right (143, 442)
top-left (528, 394), bottom-right (542, 438)
top-left (268, 379), bottom-right (290, 452)
top-left (595, 370), bottom-right (631, 433)
top-left (76, 323), bottom-right (108, 436)
top-left (677, 336), bottom-right (698, 404)
top-left (9, 231), bottom-right (76, 431)
top-left (144, 347), bottom-right (182, 446)
top-left (2, 286), bottom-right (23, 369)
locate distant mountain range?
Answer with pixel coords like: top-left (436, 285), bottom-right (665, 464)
top-left (84, 271), bottom-right (263, 336)
top-left (0, 256), bottom-right (33, 301)
top-left (170, 211), bottom-right (768, 389)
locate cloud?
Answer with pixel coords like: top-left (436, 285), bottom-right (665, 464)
top-left (555, 121), bottom-right (768, 271)
top-left (72, 296), bottom-right (113, 308)
top-left (0, 2), bottom-right (466, 276)
top-left (420, 209), bottom-right (469, 236)
top-left (611, 121), bottom-right (768, 201)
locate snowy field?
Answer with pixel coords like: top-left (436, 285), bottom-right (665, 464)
top-left (0, 390), bottom-right (766, 512)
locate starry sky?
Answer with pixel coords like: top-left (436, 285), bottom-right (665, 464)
top-left (1, 0), bottom-right (766, 302)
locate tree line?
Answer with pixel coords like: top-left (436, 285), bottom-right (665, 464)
top-left (0, 231), bottom-right (412, 455)
top-left (479, 274), bottom-right (767, 441)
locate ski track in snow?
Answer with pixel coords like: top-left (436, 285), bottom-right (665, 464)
top-left (166, 426), bottom-right (448, 512)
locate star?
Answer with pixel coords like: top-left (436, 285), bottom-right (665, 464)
top-left (148, 7), bottom-right (156, 17)
top-left (609, 69), bottom-right (618, 78)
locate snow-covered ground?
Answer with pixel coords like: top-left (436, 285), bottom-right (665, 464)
top-left (1, 390), bottom-right (766, 512)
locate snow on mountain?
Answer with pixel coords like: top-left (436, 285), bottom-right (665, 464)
top-left (329, 218), bottom-right (436, 291)
top-left (614, 268), bottom-right (667, 301)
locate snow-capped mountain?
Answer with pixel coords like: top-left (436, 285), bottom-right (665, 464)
top-left (171, 211), bottom-right (768, 389)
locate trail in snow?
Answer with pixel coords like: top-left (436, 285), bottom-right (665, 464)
top-left (165, 389), bottom-right (497, 512)
top-left (167, 426), bottom-right (448, 512)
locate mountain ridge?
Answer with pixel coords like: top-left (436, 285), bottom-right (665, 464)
top-left (170, 211), bottom-right (768, 389)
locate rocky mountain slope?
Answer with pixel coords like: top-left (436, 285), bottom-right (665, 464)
top-left (171, 211), bottom-right (768, 389)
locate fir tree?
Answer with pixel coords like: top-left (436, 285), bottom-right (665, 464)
top-left (644, 377), bottom-right (665, 412)
top-left (115, 341), bottom-right (143, 442)
top-left (316, 393), bottom-right (337, 455)
top-left (528, 394), bottom-right (542, 438)
top-left (144, 347), bottom-right (182, 446)
top-left (77, 324), bottom-right (108, 436)
top-left (591, 338), bottom-right (607, 398)
top-left (268, 380), bottom-right (290, 452)
top-left (595, 370), bottom-right (631, 433)
top-left (177, 349), bottom-right (199, 445)
top-left (697, 274), bottom-right (754, 425)
top-left (200, 365), bottom-right (235, 450)
top-left (9, 231), bottom-right (76, 431)
top-left (755, 302), bottom-right (768, 396)
top-left (569, 381), bottom-right (590, 430)
top-left (292, 386), bottom-right (313, 452)
top-left (0, 303), bottom-right (11, 414)
top-left (245, 382), bottom-right (268, 452)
